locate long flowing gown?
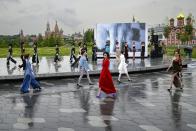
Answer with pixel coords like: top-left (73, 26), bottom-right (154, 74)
top-left (99, 59), bottom-right (116, 94)
top-left (20, 59), bottom-right (40, 93)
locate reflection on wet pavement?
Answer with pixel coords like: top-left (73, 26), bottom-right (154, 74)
top-left (0, 67), bottom-right (196, 131)
top-left (0, 57), bottom-right (176, 76)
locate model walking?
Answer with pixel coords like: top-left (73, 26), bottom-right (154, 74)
top-left (7, 44), bottom-right (17, 66)
top-left (54, 44), bottom-right (60, 63)
top-left (20, 54), bottom-right (41, 93)
top-left (32, 42), bottom-right (39, 64)
top-left (167, 52), bottom-right (182, 92)
top-left (77, 50), bottom-right (93, 87)
top-left (97, 52), bottom-right (117, 98)
top-left (118, 51), bottom-right (131, 82)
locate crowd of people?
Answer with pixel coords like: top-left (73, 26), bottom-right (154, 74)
top-left (6, 41), bottom-right (184, 97)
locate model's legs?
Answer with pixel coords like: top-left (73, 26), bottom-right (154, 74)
top-left (126, 72), bottom-right (131, 81)
top-left (86, 71), bottom-right (92, 84)
top-left (118, 73), bottom-right (122, 81)
top-left (78, 71), bottom-right (84, 85)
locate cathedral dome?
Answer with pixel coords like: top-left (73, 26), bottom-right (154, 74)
top-left (177, 12), bottom-right (185, 19)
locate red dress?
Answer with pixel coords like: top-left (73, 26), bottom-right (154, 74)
top-left (99, 58), bottom-right (116, 94)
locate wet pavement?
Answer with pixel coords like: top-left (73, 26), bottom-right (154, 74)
top-left (0, 56), bottom-right (181, 76)
top-left (0, 63), bottom-right (196, 131)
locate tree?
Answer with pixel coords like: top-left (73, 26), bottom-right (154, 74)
top-left (83, 29), bottom-right (94, 45)
top-left (163, 25), bottom-right (170, 45)
top-left (184, 24), bottom-right (193, 43)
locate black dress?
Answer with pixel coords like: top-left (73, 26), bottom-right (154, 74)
top-left (141, 45), bottom-right (145, 59)
top-left (124, 46), bottom-right (129, 60)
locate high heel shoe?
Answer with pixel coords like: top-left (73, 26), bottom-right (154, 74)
top-left (117, 80), bottom-right (121, 83)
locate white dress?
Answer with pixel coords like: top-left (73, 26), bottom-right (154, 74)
top-left (118, 54), bottom-right (128, 74)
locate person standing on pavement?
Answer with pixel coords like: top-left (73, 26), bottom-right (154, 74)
top-left (70, 45), bottom-right (76, 63)
top-left (77, 50), bottom-right (93, 87)
top-left (124, 42), bottom-right (129, 62)
top-left (32, 42), bottom-right (39, 65)
top-left (54, 44), bottom-right (60, 63)
top-left (141, 42), bottom-right (145, 61)
top-left (132, 42), bottom-right (136, 61)
top-left (7, 44), bottom-right (17, 66)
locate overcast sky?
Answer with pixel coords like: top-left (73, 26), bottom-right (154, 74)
top-left (0, 0), bottom-right (195, 35)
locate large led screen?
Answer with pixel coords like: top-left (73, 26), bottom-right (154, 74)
top-left (95, 23), bottom-right (148, 55)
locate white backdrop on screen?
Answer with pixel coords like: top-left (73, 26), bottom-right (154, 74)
top-left (95, 23), bottom-right (148, 56)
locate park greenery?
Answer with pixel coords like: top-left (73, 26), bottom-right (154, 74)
top-left (0, 27), bottom-right (196, 58)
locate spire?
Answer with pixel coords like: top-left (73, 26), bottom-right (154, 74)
top-left (54, 21), bottom-right (59, 33)
top-left (20, 29), bottom-right (24, 39)
top-left (132, 16), bottom-right (135, 22)
top-left (46, 21), bottom-right (50, 32)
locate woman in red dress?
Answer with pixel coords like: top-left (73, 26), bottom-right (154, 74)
top-left (97, 52), bottom-right (117, 98)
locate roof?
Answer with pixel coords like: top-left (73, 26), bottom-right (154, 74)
top-left (177, 12), bottom-right (185, 19)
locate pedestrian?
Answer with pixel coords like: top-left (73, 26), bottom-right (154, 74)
top-left (7, 44), bottom-right (17, 66)
top-left (118, 51), bottom-right (131, 83)
top-left (162, 42), bottom-right (167, 62)
top-left (167, 52), bottom-right (182, 92)
top-left (82, 44), bottom-right (88, 61)
top-left (97, 52), bottom-right (117, 98)
top-left (92, 43), bottom-right (98, 62)
top-left (20, 54), bottom-right (41, 93)
top-left (18, 48), bottom-right (26, 70)
top-left (141, 42), bottom-right (145, 60)
top-left (54, 44), bottom-right (60, 63)
top-left (124, 42), bottom-right (129, 62)
top-left (77, 50), bottom-right (93, 87)
top-left (70, 45), bottom-right (76, 63)
top-left (71, 44), bottom-right (82, 67)
top-left (32, 42), bottom-right (39, 64)
top-left (132, 42), bottom-right (136, 61)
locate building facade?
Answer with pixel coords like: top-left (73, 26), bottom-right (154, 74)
top-left (166, 13), bottom-right (196, 45)
top-left (45, 21), bottom-right (64, 38)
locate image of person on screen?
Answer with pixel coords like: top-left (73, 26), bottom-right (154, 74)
top-left (105, 40), bottom-right (110, 54)
top-left (132, 42), bottom-right (136, 61)
top-left (124, 42), bottom-right (129, 62)
top-left (141, 42), bottom-right (145, 60)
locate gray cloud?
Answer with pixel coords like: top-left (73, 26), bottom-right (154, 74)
top-left (0, 0), bottom-right (195, 35)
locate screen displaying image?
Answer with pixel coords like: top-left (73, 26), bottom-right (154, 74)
top-left (95, 23), bottom-right (147, 53)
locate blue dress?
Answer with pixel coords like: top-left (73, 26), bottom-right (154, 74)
top-left (20, 59), bottom-right (40, 93)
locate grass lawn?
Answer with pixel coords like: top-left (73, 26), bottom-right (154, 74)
top-left (166, 46), bottom-right (196, 58)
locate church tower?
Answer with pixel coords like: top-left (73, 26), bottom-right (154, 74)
top-left (45, 22), bottom-right (51, 38)
top-left (54, 21), bottom-right (60, 34)
top-left (177, 12), bottom-right (185, 27)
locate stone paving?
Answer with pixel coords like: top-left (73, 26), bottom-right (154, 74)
top-left (0, 65), bottom-right (196, 131)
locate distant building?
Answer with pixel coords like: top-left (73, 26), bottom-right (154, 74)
top-left (72, 32), bottom-right (83, 41)
top-left (166, 12), bottom-right (196, 45)
top-left (148, 24), bottom-right (166, 43)
top-left (45, 21), bottom-right (64, 38)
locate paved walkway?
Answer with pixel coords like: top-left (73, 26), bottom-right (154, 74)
top-left (0, 56), bottom-right (191, 80)
top-left (0, 64), bottom-right (196, 131)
